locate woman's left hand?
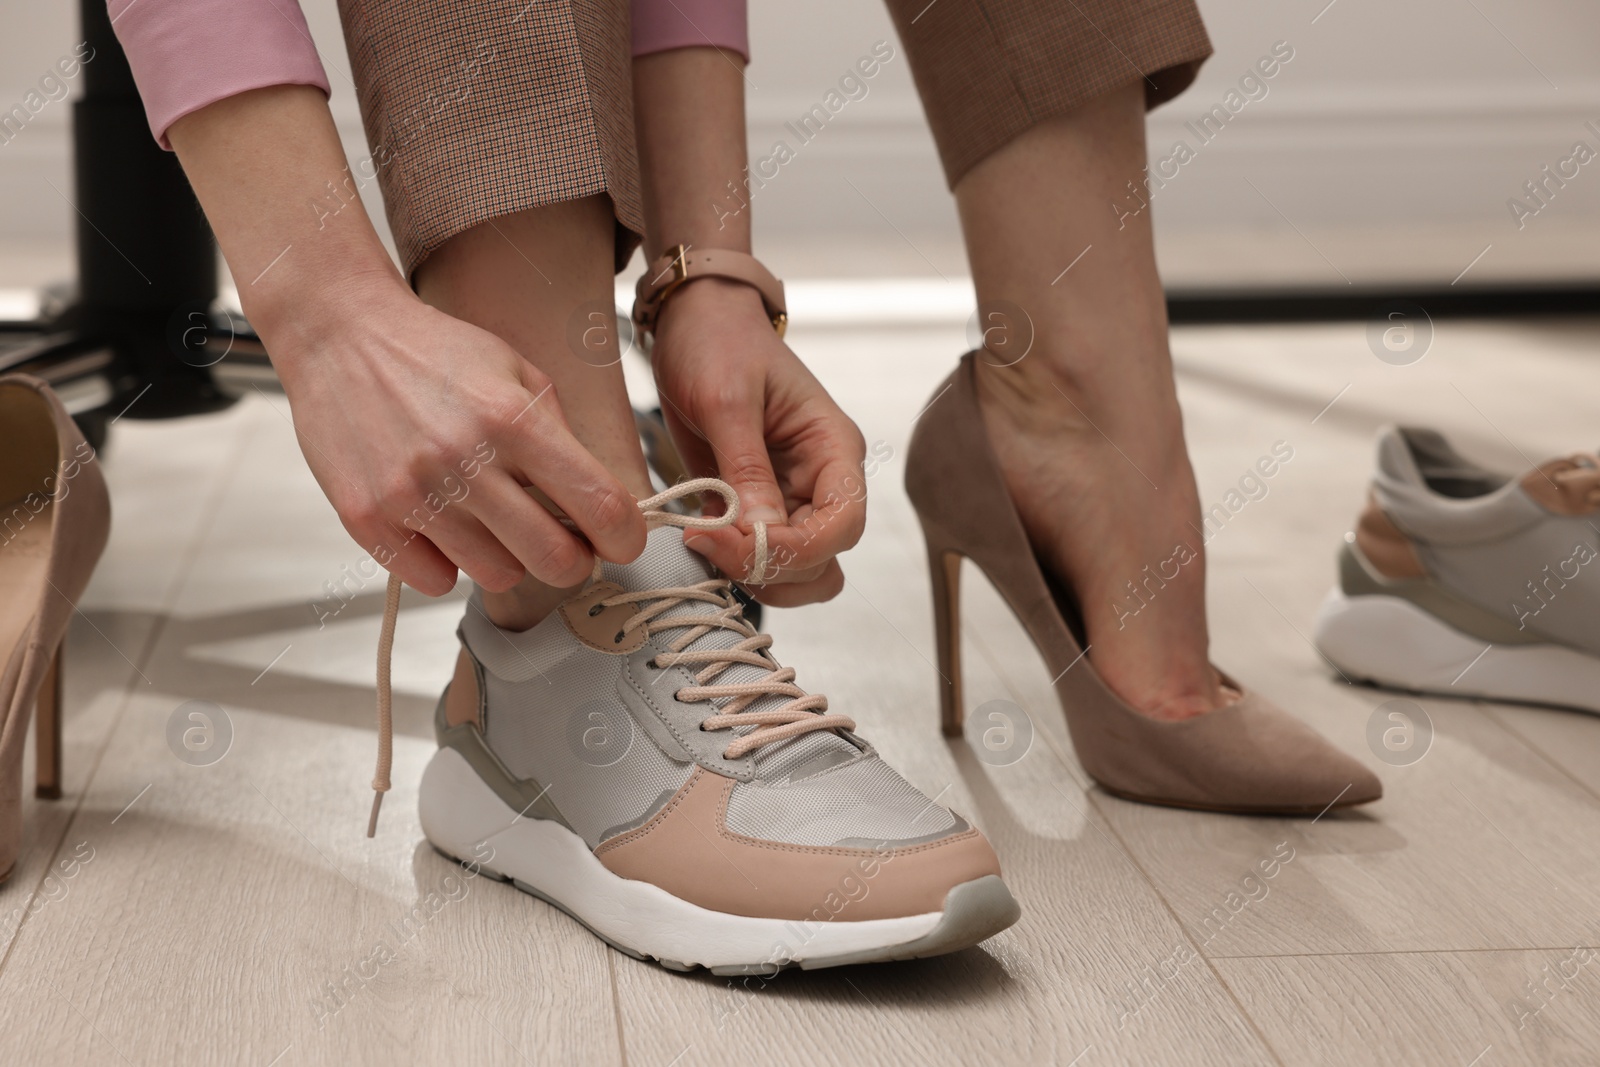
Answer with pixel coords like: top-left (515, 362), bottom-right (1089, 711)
top-left (649, 277), bottom-right (868, 606)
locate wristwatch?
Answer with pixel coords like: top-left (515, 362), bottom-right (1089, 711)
top-left (632, 244), bottom-right (788, 340)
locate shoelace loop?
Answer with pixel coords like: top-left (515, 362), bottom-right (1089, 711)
top-left (368, 478), bottom-right (796, 836)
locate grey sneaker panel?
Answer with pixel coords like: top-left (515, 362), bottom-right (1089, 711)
top-left (599, 524), bottom-right (718, 590)
top-left (835, 813), bottom-right (971, 849)
top-left (1378, 478), bottom-right (1548, 547)
top-left (723, 755), bottom-right (958, 847)
top-left (602, 527), bottom-right (862, 782)
top-left (749, 730), bottom-right (867, 783)
top-left (1418, 522), bottom-right (1600, 654)
top-left (596, 787), bottom-right (679, 843)
top-left (1386, 427), bottom-right (1508, 498)
top-left (778, 743), bottom-right (861, 782)
top-left (1365, 426), bottom-right (1600, 656)
top-left (460, 590), bottom-right (584, 684)
top-left (479, 651), bottom-right (694, 850)
top-left (433, 684), bottom-right (573, 833)
top-left (620, 648), bottom-right (756, 780)
top-left (1338, 543), bottom-right (1542, 646)
top-left (1373, 428), bottom-right (1546, 547)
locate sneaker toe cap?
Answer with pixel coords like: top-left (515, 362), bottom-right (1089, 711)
top-left (595, 767), bottom-right (1006, 921)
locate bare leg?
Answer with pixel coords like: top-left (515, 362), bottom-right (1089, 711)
top-left (956, 82), bottom-right (1224, 721)
top-left (415, 195), bottom-right (652, 631)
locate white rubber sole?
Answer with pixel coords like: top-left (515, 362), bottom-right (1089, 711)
top-left (418, 747), bottom-right (1020, 974)
top-left (1313, 589), bottom-right (1600, 714)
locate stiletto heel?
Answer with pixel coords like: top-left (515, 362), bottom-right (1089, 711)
top-left (0, 375), bottom-right (111, 882)
top-left (35, 644), bottom-right (63, 800)
top-left (921, 522), bottom-right (966, 737)
top-left (906, 353), bottom-right (1381, 814)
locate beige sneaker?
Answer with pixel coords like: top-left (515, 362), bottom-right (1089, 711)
top-left (376, 480), bottom-right (1019, 974)
top-left (1315, 426), bottom-right (1600, 711)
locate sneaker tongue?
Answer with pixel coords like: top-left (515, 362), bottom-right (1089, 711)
top-left (600, 525), bottom-right (716, 590)
top-left (599, 526), bottom-right (858, 780)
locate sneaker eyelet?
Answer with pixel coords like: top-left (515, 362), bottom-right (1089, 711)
top-left (588, 604), bottom-right (604, 617)
top-left (613, 630), bottom-right (625, 644)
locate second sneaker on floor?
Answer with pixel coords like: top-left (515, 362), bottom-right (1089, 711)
top-left (1315, 426), bottom-right (1600, 712)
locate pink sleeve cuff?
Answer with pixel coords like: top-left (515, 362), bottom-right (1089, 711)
top-left (632, 0), bottom-right (748, 61)
top-left (109, 0), bottom-right (332, 150)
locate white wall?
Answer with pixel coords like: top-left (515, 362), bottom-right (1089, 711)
top-left (3, 0), bottom-right (1597, 288)
top-left (735, 0), bottom-right (1600, 286)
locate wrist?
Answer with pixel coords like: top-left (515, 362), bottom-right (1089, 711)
top-left (250, 266), bottom-right (415, 373)
top-left (234, 192), bottom-right (407, 350)
top-left (651, 277), bottom-right (773, 353)
top-left (636, 246), bottom-right (787, 341)
top-left (646, 229), bottom-right (751, 261)
top-left (658, 275), bottom-right (767, 322)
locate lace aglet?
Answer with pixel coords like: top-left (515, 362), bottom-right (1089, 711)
top-left (367, 790), bottom-right (385, 838)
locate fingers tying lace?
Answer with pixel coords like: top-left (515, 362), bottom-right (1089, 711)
top-left (368, 478), bottom-right (779, 836)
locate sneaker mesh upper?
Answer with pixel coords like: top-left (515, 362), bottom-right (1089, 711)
top-left (723, 755), bottom-right (956, 846)
top-left (597, 528), bottom-right (866, 783)
top-left (481, 658), bottom-right (691, 848)
top-left (465, 527), bottom-right (960, 849)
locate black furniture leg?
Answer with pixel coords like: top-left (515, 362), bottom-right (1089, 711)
top-left (0, 0), bottom-right (240, 442)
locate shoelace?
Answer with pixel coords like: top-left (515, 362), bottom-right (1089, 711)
top-left (366, 478), bottom-right (846, 836)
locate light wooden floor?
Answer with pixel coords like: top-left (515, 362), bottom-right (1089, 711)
top-left (3, 313), bottom-right (1599, 1066)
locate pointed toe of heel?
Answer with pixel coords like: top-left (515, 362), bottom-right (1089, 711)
top-left (1068, 688), bottom-right (1383, 816)
top-left (1333, 758), bottom-right (1385, 809)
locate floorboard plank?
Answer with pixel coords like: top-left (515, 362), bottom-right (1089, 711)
top-left (0, 402), bottom-right (622, 1066)
top-left (1216, 949), bottom-right (1600, 1067)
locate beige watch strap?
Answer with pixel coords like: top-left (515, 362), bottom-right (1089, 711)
top-left (632, 245), bottom-right (788, 338)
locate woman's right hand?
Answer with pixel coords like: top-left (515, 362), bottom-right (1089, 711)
top-left (164, 86), bottom-right (644, 594)
top-left (263, 274), bottom-right (647, 596)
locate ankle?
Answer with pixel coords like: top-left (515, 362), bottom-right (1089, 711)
top-left (975, 345), bottom-right (1181, 442)
top-left (976, 371), bottom-right (1194, 501)
top-left (482, 573), bottom-right (584, 632)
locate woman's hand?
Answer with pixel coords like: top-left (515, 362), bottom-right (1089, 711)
top-left (166, 87), bottom-right (646, 596)
top-left (266, 274), bottom-right (647, 596)
top-left (649, 278), bottom-right (867, 606)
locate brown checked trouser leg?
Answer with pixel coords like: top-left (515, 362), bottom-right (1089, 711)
top-left (880, 0), bottom-right (1213, 188)
top-left (335, 0), bottom-right (644, 280)
top-left (334, 0), bottom-right (1209, 278)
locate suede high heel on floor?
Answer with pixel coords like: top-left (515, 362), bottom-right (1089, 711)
top-left (906, 353), bottom-right (1381, 814)
top-left (0, 375), bottom-right (111, 882)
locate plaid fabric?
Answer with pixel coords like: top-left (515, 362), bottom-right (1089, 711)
top-left (337, 0), bottom-right (643, 277)
top-left (337, 0), bottom-right (1207, 274)
top-left (883, 0), bottom-right (1213, 186)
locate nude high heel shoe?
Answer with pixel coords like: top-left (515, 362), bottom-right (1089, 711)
top-left (906, 354), bottom-right (1381, 814)
top-left (0, 375), bottom-right (111, 882)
